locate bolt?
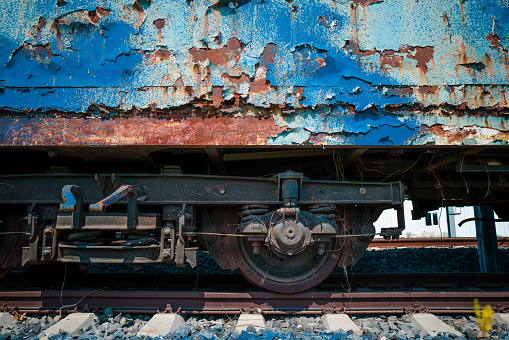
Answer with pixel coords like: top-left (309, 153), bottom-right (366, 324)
top-left (163, 251), bottom-right (171, 258)
top-left (359, 187), bottom-right (366, 195)
top-left (41, 250), bottom-right (50, 258)
top-left (252, 241), bottom-right (261, 254)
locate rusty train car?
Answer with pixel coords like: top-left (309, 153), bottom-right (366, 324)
top-left (0, 0), bottom-right (508, 292)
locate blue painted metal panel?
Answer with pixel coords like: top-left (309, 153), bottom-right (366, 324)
top-left (0, 0), bottom-right (508, 146)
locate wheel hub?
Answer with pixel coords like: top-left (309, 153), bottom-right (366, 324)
top-left (224, 208), bottom-right (342, 293)
top-left (268, 220), bottom-right (311, 257)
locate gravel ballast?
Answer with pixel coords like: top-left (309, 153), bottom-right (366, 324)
top-left (1, 313), bottom-right (508, 340)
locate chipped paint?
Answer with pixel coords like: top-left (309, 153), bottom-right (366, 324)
top-left (0, 0), bottom-right (508, 146)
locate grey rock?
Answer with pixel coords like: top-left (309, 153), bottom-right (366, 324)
top-left (365, 321), bottom-right (379, 328)
top-left (401, 315), bottom-right (412, 323)
top-left (379, 322), bottom-right (390, 333)
top-left (465, 328), bottom-right (478, 339)
top-left (364, 329), bottom-right (380, 339)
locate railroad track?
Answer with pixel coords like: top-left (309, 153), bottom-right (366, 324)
top-left (0, 290), bottom-right (507, 315)
top-left (369, 237), bottom-right (509, 248)
top-left (4, 271), bottom-right (509, 290)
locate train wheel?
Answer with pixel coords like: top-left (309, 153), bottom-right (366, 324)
top-left (0, 209), bottom-right (22, 278)
top-left (222, 210), bottom-right (342, 293)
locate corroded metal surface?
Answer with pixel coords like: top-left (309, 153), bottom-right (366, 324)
top-left (1, 0), bottom-right (509, 146)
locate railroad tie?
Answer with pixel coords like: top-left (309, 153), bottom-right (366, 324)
top-left (321, 314), bottom-right (361, 333)
top-left (495, 313), bottom-right (509, 327)
top-left (137, 314), bottom-right (185, 337)
top-left (41, 313), bottom-right (98, 337)
top-left (235, 314), bottom-right (266, 333)
top-left (410, 313), bottom-right (462, 337)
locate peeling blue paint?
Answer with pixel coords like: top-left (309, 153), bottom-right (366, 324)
top-left (0, 0), bottom-right (509, 146)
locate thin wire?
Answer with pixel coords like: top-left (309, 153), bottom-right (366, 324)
top-left (195, 231), bottom-right (379, 239)
top-left (0, 232), bottom-right (27, 235)
top-left (58, 289), bottom-right (104, 316)
top-left (358, 154), bottom-right (423, 182)
top-left (459, 154), bottom-right (469, 193)
top-left (59, 263), bottom-right (67, 308)
top-left (483, 160), bottom-right (491, 199)
top-left (59, 258), bottom-right (104, 316)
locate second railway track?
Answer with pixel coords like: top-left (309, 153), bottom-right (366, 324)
top-left (1, 290), bottom-right (508, 315)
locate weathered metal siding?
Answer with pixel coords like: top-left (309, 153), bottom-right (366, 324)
top-left (0, 0), bottom-right (508, 146)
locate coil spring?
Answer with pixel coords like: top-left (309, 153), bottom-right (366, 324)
top-left (68, 231), bottom-right (153, 246)
top-left (68, 231), bottom-right (103, 246)
top-left (241, 204), bottom-right (270, 223)
top-left (308, 204), bottom-right (336, 220)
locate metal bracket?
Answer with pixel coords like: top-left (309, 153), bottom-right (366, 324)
top-left (240, 305), bottom-right (263, 314)
top-left (403, 303), bottom-right (429, 314)
top-left (322, 305), bottom-right (346, 314)
top-left (25, 203), bottom-right (39, 265)
top-left (157, 304), bottom-right (182, 314)
top-left (380, 206), bottom-right (405, 240)
top-left (41, 226), bottom-right (57, 261)
top-left (493, 304), bottom-right (509, 313)
top-left (277, 171), bottom-right (303, 206)
top-left (175, 204), bottom-right (197, 267)
top-left (160, 223), bottom-right (175, 262)
top-left (89, 185), bottom-right (138, 228)
top-left (59, 185), bottom-right (83, 229)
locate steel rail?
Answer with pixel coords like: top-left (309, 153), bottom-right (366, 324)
top-left (0, 290), bottom-right (507, 315)
top-left (369, 237), bottom-right (509, 248)
top-left (5, 272), bottom-right (509, 290)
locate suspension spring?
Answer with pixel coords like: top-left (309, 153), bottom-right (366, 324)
top-left (241, 204), bottom-right (270, 223)
top-left (308, 204), bottom-right (336, 220)
top-left (67, 231), bottom-right (103, 246)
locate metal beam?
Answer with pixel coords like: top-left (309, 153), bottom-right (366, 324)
top-left (342, 148), bottom-right (369, 167)
top-left (416, 149), bottom-right (485, 174)
top-left (204, 147), bottom-right (227, 174)
top-left (474, 206), bottom-right (500, 272)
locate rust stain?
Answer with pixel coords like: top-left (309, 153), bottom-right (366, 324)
top-left (144, 49), bottom-right (173, 64)
top-left (36, 17), bottom-right (46, 31)
top-left (211, 86), bottom-right (224, 107)
top-left (1, 116), bottom-right (285, 146)
top-left (87, 10), bottom-right (101, 24)
top-left (386, 87), bottom-right (412, 97)
top-left (425, 125), bottom-right (509, 145)
top-left (57, 11), bottom-right (93, 25)
top-left (190, 38), bottom-right (243, 65)
top-left (259, 43), bottom-right (279, 68)
top-left (380, 50), bottom-right (404, 69)
top-left (407, 46), bottom-right (434, 74)
top-left (96, 7), bottom-right (111, 17)
top-left (344, 40), bottom-right (376, 57)
top-left (221, 74), bottom-right (270, 93)
top-left (133, 0), bottom-right (151, 12)
top-left (153, 18), bottom-right (165, 28)
top-left (153, 19), bottom-right (165, 42)
top-left (21, 43), bottom-right (53, 62)
top-left (351, 0), bottom-right (384, 7)
top-left (487, 34), bottom-right (508, 53)
top-left (418, 86), bottom-right (438, 95)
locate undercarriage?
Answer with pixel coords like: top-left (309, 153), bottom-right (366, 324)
top-left (0, 146), bottom-right (506, 292)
